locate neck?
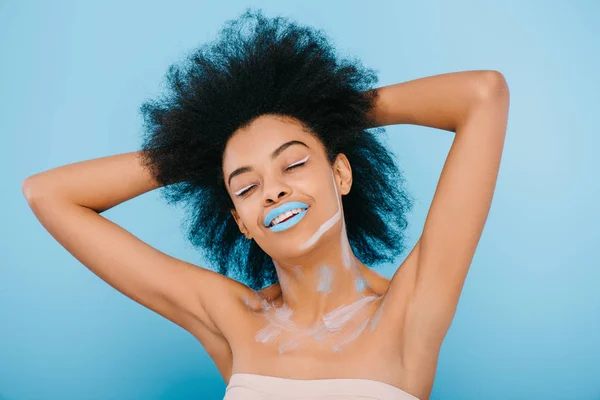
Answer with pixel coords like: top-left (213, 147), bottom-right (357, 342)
top-left (271, 227), bottom-right (375, 326)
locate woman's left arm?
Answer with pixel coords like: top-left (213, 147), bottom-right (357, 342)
top-left (365, 69), bottom-right (508, 132)
top-left (368, 70), bottom-right (510, 345)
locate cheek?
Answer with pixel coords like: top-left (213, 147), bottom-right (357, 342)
top-left (234, 205), bottom-right (255, 228)
top-left (303, 170), bottom-right (339, 220)
top-left (311, 169), bottom-right (336, 199)
top-left (232, 196), bottom-right (264, 231)
top-left (298, 164), bottom-right (331, 192)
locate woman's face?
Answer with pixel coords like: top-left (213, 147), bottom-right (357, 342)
top-left (222, 114), bottom-right (352, 260)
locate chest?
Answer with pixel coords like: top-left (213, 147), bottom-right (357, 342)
top-left (229, 297), bottom-right (409, 386)
top-left (228, 321), bottom-right (437, 400)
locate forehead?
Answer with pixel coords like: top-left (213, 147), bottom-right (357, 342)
top-left (222, 115), bottom-right (322, 173)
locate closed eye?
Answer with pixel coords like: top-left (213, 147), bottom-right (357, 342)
top-left (234, 184), bottom-right (255, 197)
top-left (285, 154), bottom-right (310, 171)
top-left (234, 155), bottom-right (310, 197)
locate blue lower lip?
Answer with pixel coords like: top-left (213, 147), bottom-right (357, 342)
top-left (269, 209), bottom-right (308, 232)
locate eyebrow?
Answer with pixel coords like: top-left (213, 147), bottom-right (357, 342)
top-left (227, 140), bottom-right (309, 187)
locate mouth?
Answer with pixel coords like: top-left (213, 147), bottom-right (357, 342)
top-left (264, 201), bottom-right (310, 232)
top-left (269, 208), bottom-right (309, 232)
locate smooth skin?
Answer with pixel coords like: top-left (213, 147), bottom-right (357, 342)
top-left (23, 70), bottom-right (509, 400)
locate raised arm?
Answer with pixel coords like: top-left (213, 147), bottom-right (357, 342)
top-left (367, 70), bottom-right (510, 347)
top-left (22, 151), bottom-right (243, 372)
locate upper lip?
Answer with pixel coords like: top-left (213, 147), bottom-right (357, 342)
top-left (264, 201), bottom-right (309, 227)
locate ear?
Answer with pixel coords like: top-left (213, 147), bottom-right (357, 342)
top-left (230, 209), bottom-right (252, 239)
top-left (334, 153), bottom-right (353, 196)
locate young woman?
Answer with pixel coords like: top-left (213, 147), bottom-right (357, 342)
top-left (22, 8), bottom-right (509, 400)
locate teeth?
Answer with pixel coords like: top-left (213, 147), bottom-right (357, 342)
top-left (270, 208), bottom-right (305, 227)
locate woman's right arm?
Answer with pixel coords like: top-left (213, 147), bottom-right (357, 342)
top-left (22, 151), bottom-right (244, 350)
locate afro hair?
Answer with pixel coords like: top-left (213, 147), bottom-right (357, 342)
top-left (138, 7), bottom-right (414, 290)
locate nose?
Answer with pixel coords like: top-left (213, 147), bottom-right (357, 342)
top-left (262, 179), bottom-right (291, 206)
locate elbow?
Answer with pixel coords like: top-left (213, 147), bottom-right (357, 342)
top-left (476, 70), bottom-right (510, 101)
top-left (22, 177), bottom-right (45, 204)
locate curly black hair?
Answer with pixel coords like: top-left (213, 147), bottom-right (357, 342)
top-left (138, 7), bottom-right (414, 290)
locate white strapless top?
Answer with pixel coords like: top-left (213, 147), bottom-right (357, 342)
top-left (224, 373), bottom-right (420, 400)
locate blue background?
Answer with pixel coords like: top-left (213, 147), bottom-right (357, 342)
top-left (2, 1), bottom-right (599, 399)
